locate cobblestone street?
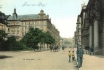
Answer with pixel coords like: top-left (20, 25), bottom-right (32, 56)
top-left (0, 48), bottom-right (78, 70)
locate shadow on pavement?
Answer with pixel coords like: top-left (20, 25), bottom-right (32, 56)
top-left (0, 55), bottom-right (13, 59)
top-left (74, 66), bottom-right (79, 70)
top-left (73, 60), bottom-right (79, 70)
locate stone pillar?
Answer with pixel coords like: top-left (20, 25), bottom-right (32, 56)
top-left (89, 25), bottom-right (93, 48)
top-left (94, 19), bottom-right (99, 54)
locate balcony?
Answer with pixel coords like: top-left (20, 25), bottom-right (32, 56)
top-left (7, 23), bottom-right (20, 27)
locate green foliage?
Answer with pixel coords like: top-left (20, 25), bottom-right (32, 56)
top-left (0, 30), bottom-right (7, 38)
top-left (21, 28), bottom-right (55, 50)
top-left (44, 32), bottom-right (55, 44)
top-left (4, 36), bottom-right (17, 50)
top-left (0, 36), bottom-right (25, 51)
top-left (0, 30), bottom-right (7, 50)
top-left (0, 12), bottom-right (8, 25)
top-left (21, 28), bottom-right (42, 49)
top-left (0, 27), bottom-right (55, 51)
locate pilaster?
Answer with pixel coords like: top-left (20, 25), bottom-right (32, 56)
top-left (93, 19), bottom-right (101, 55)
top-left (89, 24), bottom-right (93, 48)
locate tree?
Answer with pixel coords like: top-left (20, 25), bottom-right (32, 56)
top-left (3, 36), bottom-right (25, 51)
top-left (21, 28), bottom-right (55, 51)
top-left (0, 30), bottom-right (7, 38)
top-left (39, 32), bottom-right (46, 50)
top-left (5, 36), bottom-right (17, 50)
top-left (44, 32), bottom-right (55, 47)
top-left (0, 30), bottom-right (7, 50)
top-left (21, 28), bottom-right (43, 50)
top-left (0, 12), bottom-right (10, 25)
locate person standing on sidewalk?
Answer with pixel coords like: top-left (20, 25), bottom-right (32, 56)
top-left (90, 47), bottom-right (94, 55)
top-left (50, 45), bottom-right (53, 52)
top-left (68, 51), bottom-right (71, 62)
top-left (76, 46), bottom-right (84, 68)
top-left (72, 51), bottom-right (75, 61)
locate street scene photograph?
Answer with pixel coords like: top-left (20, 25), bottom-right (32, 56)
top-left (0, 0), bottom-right (104, 70)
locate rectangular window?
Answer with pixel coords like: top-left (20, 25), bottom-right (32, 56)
top-left (17, 30), bottom-right (19, 34)
top-left (17, 27), bottom-right (19, 29)
top-left (11, 30), bottom-right (15, 32)
top-left (26, 22), bottom-right (29, 26)
top-left (8, 28), bottom-right (10, 32)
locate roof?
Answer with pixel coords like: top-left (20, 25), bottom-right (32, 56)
top-left (8, 14), bottom-right (38, 20)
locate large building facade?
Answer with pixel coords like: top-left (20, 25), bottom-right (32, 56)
top-left (7, 9), bottom-right (60, 46)
top-left (76, 15), bottom-right (82, 48)
top-left (76, 0), bottom-right (104, 55)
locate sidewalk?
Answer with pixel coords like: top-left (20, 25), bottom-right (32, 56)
top-left (79, 54), bottom-right (104, 70)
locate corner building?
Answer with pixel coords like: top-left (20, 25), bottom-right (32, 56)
top-left (7, 9), bottom-right (60, 46)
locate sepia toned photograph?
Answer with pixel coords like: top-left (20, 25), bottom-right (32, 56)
top-left (0, 0), bottom-right (104, 70)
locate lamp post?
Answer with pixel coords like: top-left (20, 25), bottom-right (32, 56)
top-left (76, 22), bottom-right (80, 61)
top-left (76, 22), bottom-right (80, 49)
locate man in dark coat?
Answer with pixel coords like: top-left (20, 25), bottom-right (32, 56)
top-left (76, 47), bottom-right (84, 68)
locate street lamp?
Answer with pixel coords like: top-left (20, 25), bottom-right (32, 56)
top-left (76, 21), bottom-right (80, 48)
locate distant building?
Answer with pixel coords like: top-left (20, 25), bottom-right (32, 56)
top-left (7, 8), bottom-right (60, 46)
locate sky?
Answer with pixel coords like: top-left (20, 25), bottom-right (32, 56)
top-left (0, 0), bottom-right (89, 38)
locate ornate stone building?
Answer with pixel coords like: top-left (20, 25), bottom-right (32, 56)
top-left (7, 9), bottom-right (60, 46)
top-left (74, 31), bottom-right (77, 47)
top-left (0, 11), bottom-right (10, 33)
top-left (78, 0), bottom-right (104, 55)
top-left (75, 15), bottom-right (82, 49)
top-left (0, 23), bottom-right (5, 30)
top-left (80, 4), bottom-right (88, 49)
top-left (76, 15), bottom-right (82, 48)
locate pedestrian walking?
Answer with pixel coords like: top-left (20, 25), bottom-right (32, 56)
top-left (76, 47), bottom-right (84, 68)
top-left (50, 45), bottom-right (53, 52)
top-left (62, 46), bottom-right (65, 50)
top-left (90, 47), bottom-right (94, 55)
top-left (89, 47), bottom-right (91, 55)
top-left (68, 51), bottom-right (71, 62)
